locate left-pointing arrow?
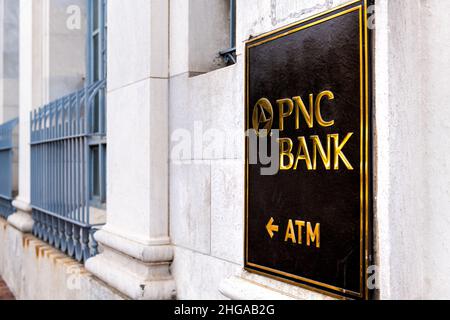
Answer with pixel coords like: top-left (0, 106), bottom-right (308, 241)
top-left (266, 217), bottom-right (279, 239)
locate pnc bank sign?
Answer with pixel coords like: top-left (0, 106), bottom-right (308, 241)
top-left (252, 91), bottom-right (355, 173)
top-left (244, 0), bottom-right (374, 300)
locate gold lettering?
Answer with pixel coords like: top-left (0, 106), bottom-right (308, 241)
top-left (285, 220), bottom-right (297, 243)
top-left (277, 99), bottom-right (294, 131)
top-left (295, 220), bottom-right (306, 245)
top-left (307, 222), bottom-right (320, 248)
top-left (293, 94), bottom-right (314, 129)
top-left (279, 138), bottom-right (294, 171)
top-left (315, 90), bottom-right (335, 127)
top-left (311, 135), bottom-right (331, 170)
top-left (331, 133), bottom-right (354, 170)
top-left (294, 137), bottom-right (313, 170)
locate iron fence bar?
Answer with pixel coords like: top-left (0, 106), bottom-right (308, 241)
top-left (28, 0), bottom-right (108, 263)
top-left (30, 205), bottom-right (103, 228)
top-left (30, 80), bottom-right (106, 262)
top-left (0, 195), bottom-right (13, 201)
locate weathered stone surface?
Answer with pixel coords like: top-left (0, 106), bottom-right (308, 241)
top-left (171, 246), bottom-right (240, 300)
top-left (0, 218), bottom-right (124, 300)
top-left (0, 277), bottom-right (15, 300)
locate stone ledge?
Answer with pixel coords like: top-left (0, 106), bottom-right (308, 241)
top-left (219, 271), bottom-right (336, 300)
top-left (86, 228), bottom-right (177, 300)
top-left (86, 252), bottom-right (176, 300)
top-left (11, 198), bottom-right (32, 213)
top-left (94, 228), bottom-right (173, 263)
top-left (7, 212), bottom-right (33, 233)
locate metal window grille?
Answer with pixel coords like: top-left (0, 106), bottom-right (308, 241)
top-left (0, 118), bottom-right (18, 220)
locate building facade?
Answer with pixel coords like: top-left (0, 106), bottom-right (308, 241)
top-left (0, 0), bottom-right (450, 300)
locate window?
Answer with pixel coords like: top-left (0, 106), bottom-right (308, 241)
top-left (87, 0), bottom-right (107, 208)
top-left (219, 0), bottom-right (236, 65)
top-left (187, 0), bottom-right (236, 75)
top-left (89, 143), bottom-right (106, 205)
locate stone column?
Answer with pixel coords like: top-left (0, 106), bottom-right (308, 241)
top-left (9, 0), bottom-right (48, 232)
top-left (85, 0), bottom-right (175, 300)
top-left (8, 0), bottom-right (34, 232)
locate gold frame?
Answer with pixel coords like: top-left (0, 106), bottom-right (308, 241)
top-left (244, 0), bottom-right (371, 300)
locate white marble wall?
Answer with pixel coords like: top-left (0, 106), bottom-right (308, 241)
top-left (169, 0), bottom-right (354, 300)
top-left (375, 0), bottom-right (450, 300)
top-left (421, 0), bottom-right (450, 299)
top-left (169, 0), bottom-right (450, 300)
top-left (375, 0), bottom-right (426, 300)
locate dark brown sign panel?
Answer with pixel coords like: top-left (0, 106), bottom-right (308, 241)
top-left (245, 0), bottom-right (373, 300)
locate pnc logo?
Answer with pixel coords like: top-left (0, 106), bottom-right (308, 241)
top-left (252, 98), bottom-right (274, 135)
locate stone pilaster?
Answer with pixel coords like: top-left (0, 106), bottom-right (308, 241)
top-left (9, 0), bottom-right (36, 232)
top-left (85, 0), bottom-right (175, 300)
